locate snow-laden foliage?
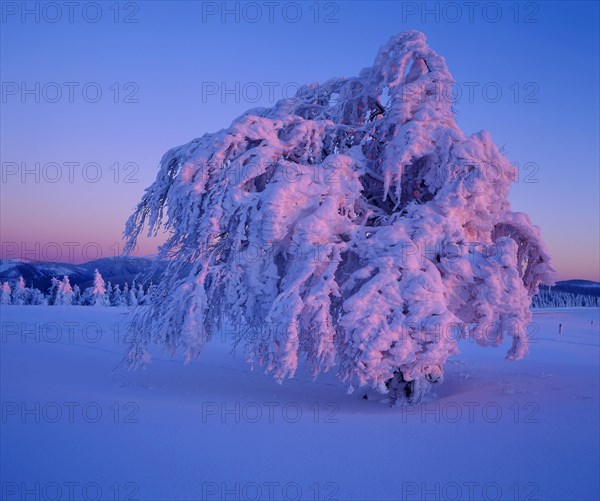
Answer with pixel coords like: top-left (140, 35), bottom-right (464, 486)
top-left (55, 276), bottom-right (74, 306)
top-left (1, 281), bottom-right (12, 305)
top-left (11, 276), bottom-right (48, 306)
top-left (47, 277), bottom-right (60, 306)
top-left (110, 284), bottom-right (127, 307)
top-left (12, 276), bottom-right (27, 306)
top-left (85, 269), bottom-right (109, 307)
top-left (124, 31), bottom-right (555, 401)
top-left (532, 289), bottom-right (600, 308)
top-left (72, 284), bottom-right (82, 305)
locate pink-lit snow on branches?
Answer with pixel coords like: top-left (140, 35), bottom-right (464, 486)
top-left (124, 31), bottom-right (555, 402)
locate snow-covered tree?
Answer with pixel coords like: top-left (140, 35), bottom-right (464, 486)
top-left (105, 282), bottom-right (114, 304)
top-left (123, 283), bottom-right (131, 306)
top-left (136, 283), bottom-right (147, 305)
top-left (85, 269), bottom-right (109, 306)
top-left (110, 284), bottom-right (127, 307)
top-left (72, 284), bottom-right (82, 305)
top-left (0, 281), bottom-right (12, 305)
top-left (123, 31), bottom-right (555, 402)
top-left (532, 288), bottom-right (600, 308)
top-left (12, 276), bottom-right (28, 305)
top-left (55, 276), bottom-right (74, 306)
top-left (129, 282), bottom-right (139, 307)
top-left (139, 283), bottom-right (153, 305)
top-left (29, 288), bottom-right (47, 306)
top-left (47, 277), bottom-right (60, 305)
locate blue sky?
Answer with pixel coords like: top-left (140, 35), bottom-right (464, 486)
top-left (1, 0), bottom-right (598, 280)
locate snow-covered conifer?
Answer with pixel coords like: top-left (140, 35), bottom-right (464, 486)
top-left (0, 281), bottom-right (12, 305)
top-left (136, 283), bottom-right (147, 305)
top-left (129, 282), bottom-right (139, 307)
top-left (123, 283), bottom-right (131, 306)
top-left (85, 269), bottom-right (109, 306)
top-left (55, 276), bottom-right (74, 306)
top-left (47, 277), bottom-right (60, 305)
top-left (111, 284), bottom-right (126, 307)
top-left (72, 284), bottom-right (82, 305)
top-left (12, 276), bottom-right (28, 305)
top-left (29, 288), bottom-right (46, 305)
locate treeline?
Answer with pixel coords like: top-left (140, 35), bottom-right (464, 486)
top-left (532, 289), bottom-right (600, 308)
top-left (2, 270), bottom-right (598, 309)
top-left (0, 269), bottom-right (153, 307)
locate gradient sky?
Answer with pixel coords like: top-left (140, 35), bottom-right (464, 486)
top-left (1, 0), bottom-right (598, 280)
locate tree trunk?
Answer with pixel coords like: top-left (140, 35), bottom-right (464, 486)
top-left (387, 366), bottom-right (444, 405)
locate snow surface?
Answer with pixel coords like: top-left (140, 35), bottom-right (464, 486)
top-left (1, 306), bottom-right (598, 500)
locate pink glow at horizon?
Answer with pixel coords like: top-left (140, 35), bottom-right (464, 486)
top-left (0, 224), bottom-right (597, 282)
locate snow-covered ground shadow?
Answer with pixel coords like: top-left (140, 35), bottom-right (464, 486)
top-left (1, 306), bottom-right (598, 500)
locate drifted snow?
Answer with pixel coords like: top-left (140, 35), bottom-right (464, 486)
top-left (1, 306), bottom-right (598, 500)
top-left (124, 31), bottom-right (555, 393)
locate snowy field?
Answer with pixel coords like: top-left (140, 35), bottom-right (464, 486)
top-left (1, 306), bottom-right (598, 501)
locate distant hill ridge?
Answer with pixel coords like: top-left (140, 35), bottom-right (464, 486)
top-left (541, 280), bottom-right (600, 298)
top-left (1, 258), bottom-right (598, 304)
top-left (0, 257), bottom-right (167, 291)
